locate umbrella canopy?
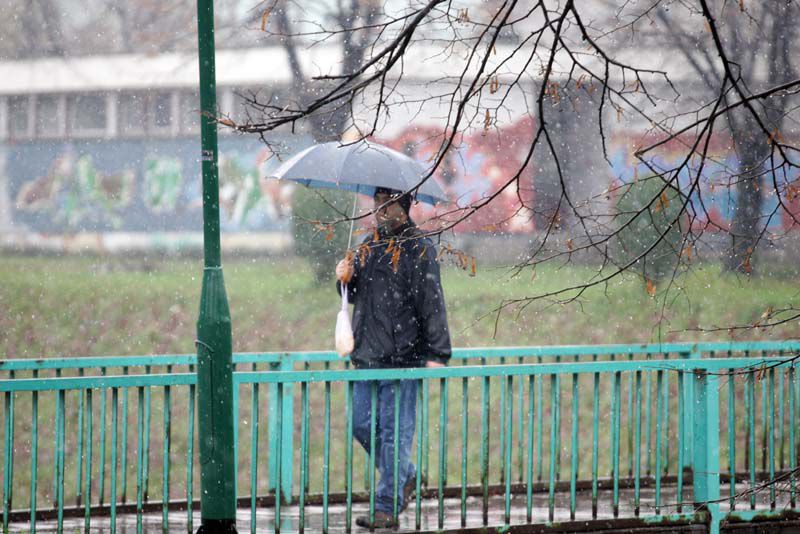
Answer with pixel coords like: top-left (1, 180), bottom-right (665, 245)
top-left (268, 141), bottom-right (448, 205)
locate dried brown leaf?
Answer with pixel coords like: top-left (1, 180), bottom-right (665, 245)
top-left (260, 8), bottom-right (271, 31)
top-left (646, 278), bottom-right (656, 297)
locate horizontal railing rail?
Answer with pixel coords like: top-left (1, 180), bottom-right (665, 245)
top-left (2, 340), bottom-right (799, 373)
top-left (2, 347), bottom-right (799, 533)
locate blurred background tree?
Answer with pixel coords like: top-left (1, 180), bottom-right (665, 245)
top-left (291, 186), bottom-right (353, 284)
top-left (615, 178), bottom-right (686, 283)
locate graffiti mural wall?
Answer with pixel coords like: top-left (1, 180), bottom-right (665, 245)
top-left (608, 134), bottom-right (800, 233)
top-left (2, 124), bottom-right (798, 241)
top-left (5, 135), bottom-right (311, 235)
top-left (383, 122), bottom-right (800, 235)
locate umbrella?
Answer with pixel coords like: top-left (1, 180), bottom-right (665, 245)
top-left (269, 140), bottom-right (448, 205)
top-left (269, 140), bottom-right (448, 248)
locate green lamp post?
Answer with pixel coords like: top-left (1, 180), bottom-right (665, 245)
top-left (195, 0), bottom-right (237, 531)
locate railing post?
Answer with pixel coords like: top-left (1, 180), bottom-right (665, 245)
top-left (692, 369), bottom-right (721, 534)
top-left (683, 350), bottom-right (699, 471)
top-left (268, 355), bottom-right (294, 503)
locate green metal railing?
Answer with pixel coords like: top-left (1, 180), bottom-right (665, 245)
top-left (2, 341), bottom-right (799, 533)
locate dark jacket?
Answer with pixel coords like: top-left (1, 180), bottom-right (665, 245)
top-left (337, 221), bottom-right (451, 368)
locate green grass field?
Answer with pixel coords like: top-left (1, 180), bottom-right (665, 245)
top-left (1, 254), bottom-right (797, 360)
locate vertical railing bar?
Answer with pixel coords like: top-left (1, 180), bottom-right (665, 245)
top-left (438, 377), bottom-right (448, 530)
top-left (30, 371), bottom-right (39, 533)
top-left (250, 368), bottom-right (259, 534)
top-left (162, 365), bottom-right (172, 530)
top-left (739, 353), bottom-right (748, 477)
top-left (644, 354), bottom-right (652, 477)
top-left (548, 374), bottom-right (557, 522)
top-left (136, 386), bottom-right (144, 534)
top-left (608, 357), bottom-right (616, 484)
top-left (747, 371), bottom-right (756, 510)
top-left (536, 356), bottom-right (543, 482)
top-left (663, 353), bottom-right (671, 477)
top-left (682, 352), bottom-right (694, 476)
top-left (99, 369), bottom-right (107, 506)
top-left (655, 370), bottom-right (663, 515)
top-left (769, 368), bottom-right (776, 510)
top-left (728, 370), bottom-right (736, 511)
top-left (368, 381), bottom-right (377, 531)
top-left (275, 382), bottom-right (283, 534)
top-left (52, 368), bottom-right (62, 510)
top-left (481, 375), bottom-right (490, 526)
top-left (627, 354), bottom-right (634, 478)
top-left (323, 381), bottom-right (331, 533)
top-left (778, 364), bottom-right (785, 471)
top-left (3, 371), bottom-right (14, 534)
top-left (76, 369), bottom-right (84, 508)
top-left (56, 388), bottom-right (65, 533)
top-left (789, 365), bottom-right (796, 508)
top-left (392, 380), bottom-right (400, 524)
top-left (111, 387), bottom-right (119, 534)
top-left (555, 357), bottom-right (562, 483)
top-left (460, 376), bottom-right (468, 528)
top-left (233, 364), bottom-right (240, 507)
top-left (187, 365), bottom-right (195, 534)
top-left (346, 381), bottom-right (354, 533)
top-left (634, 370), bottom-right (642, 517)
top-left (612, 371), bottom-right (620, 518)
top-left (503, 375), bottom-right (513, 526)
top-left (677, 371), bottom-right (684, 514)
top-left (121, 367), bottom-right (129, 504)
top-left (303, 362), bottom-right (311, 499)
top-left (569, 371), bottom-right (579, 520)
top-left (84, 388), bottom-right (93, 532)
top-left (760, 352), bottom-right (769, 474)
top-left (142, 365), bottom-right (152, 504)
top-left (415, 380), bottom-right (423, 531)
top-left (526, 374), bottom-right (534, 524)
top-left (421, 378), bottom-right (429, 489)
top-left (299, 381), bottom-right (308, 532)
top-left (591, 359), bottom-right (599, 520)
top-left (303, 375), bottom-right (310, 504)
top-left (499, 357), bottom-right (507, 487)
top-left (517, 357), bottom-right (525, 484)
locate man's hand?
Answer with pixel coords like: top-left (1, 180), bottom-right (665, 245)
top-left (336, 256), bottom-right (354, 284)
top-left (425, 360), bottom-right (445, 368)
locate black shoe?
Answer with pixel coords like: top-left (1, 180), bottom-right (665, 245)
top-left (356, 511), bottom-right (398, 529)
top-left (399, 475), bottom-right (416, 513)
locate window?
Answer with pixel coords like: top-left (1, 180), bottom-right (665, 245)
top-left (9, 96), bottom-right (31, 138)
top-left (118, 92), bottom-right (146, 134)
top-left (180, 91), bottom-right (200, 134)
top-left (69, 94), bottom-right (107, 135)
top-left (36, 95), bottom-right (62, 137)
top-left (150, 92), bottom-right (173, 131)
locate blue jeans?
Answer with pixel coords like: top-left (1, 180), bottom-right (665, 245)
top-left (352, 380), bottom-right (418, 513)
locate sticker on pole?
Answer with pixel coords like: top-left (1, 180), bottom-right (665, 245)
top-left (201, 150), bottom-right (215, 162)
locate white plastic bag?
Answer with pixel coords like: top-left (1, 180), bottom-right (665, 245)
top-left (335, 285), bottom-right (354, 356)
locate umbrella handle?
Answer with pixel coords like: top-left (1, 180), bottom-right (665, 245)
top-left (341, 284), bottom-right (349, 309)
top-left (346, 191), bottom-right (358, 251)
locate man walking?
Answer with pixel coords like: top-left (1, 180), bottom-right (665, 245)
top-left (336, 187), bottom-right (451, 529)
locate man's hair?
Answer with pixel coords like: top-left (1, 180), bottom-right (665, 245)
top-left (374, 186), bottom-right (412, 214)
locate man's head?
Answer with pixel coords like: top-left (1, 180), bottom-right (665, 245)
top-left (374, 187), bottom-right (412, 230)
